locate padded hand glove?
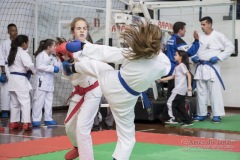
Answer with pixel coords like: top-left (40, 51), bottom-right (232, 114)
top-left (66, 40), bottom-right (85, 53)
top-left (53, 66), bottom-right (59, 73)
top-left (0, 72), bottom-right (7, 83)
top-left (209, 56), bottom-right (219, 64)
top-left (191, 56), bottom-right (200, 64)
top-left (62, 61), bottom-right (73, 76)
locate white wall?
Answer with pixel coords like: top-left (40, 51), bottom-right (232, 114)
top-left (221, 20), bottom-right (240, 107)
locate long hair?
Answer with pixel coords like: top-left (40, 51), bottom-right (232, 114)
top-left (8, 35), bottom-right (28, 66)
top-left (34, 39), bottom-right (55, 57)
top-left (177, 50), bottom-right (190, 70)
top-left (70, 17), bottom-right (92, 42)
top-left (120, 22), bottom-right (162, 60)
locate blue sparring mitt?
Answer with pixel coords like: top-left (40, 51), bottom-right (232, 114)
top-left (53, 66), bottom-right (59, 73)
top-left (192, 56), bottom-right (200, 64)
top-left (0, 72), bottom-right (7, 83)
top-left (62, 61), bottom-right (73, 76)
top-left (66, 40), bottom-right (84, 53)
top-left (26, 70), bottom-right (32, 80)
top-left (209, 56), bottom-right (219, 64)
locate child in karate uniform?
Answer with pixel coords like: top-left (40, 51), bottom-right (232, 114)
top-left (7, 35), bottom-right (36, 131)
top-left (32, 39), bottom-right (60, 127)
top-left (62, 22), bottom-right (171, 160)
top-left (56, 17), bottom-right (102, 160)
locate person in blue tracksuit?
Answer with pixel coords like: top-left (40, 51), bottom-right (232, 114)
top-left (165, 21), bottom-right (199, 98)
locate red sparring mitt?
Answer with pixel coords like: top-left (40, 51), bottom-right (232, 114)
top-left (55, 42), bottom-right (74, 62)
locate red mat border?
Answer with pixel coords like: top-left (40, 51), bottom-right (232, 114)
top-left (0, 130), bottom-right (239, 159)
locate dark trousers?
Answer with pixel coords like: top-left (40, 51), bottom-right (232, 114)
top-left (159, 79), bottom-right (191, 123)
top-left (172, 94), bottom-right (192, 124)
top-left (167, 79), bottom-right (174, 99)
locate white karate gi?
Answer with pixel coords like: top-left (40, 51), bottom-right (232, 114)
top-left (8, 47), bottom-right (36, 123)
top-left (32, 51), bottom-right (60, 122)
top-left (0, 38), bottom-right (11, 111)
top-left (194, 30), bottom-right (234, 116)
top-left (73, 43), bottom-right (171, 160)
top-left (64, 41), bottom-right (102, 160)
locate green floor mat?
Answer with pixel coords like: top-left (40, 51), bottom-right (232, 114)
top-left (167, 114), bottom-right (240, 132)
top-left (17, 142), bottom-right (240, 160)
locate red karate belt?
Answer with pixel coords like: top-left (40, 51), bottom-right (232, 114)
top-left (64, 81), bottom-right (99, 124)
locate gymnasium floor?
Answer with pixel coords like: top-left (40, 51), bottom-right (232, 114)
top-left (0, 108), bottom-right (240, 159)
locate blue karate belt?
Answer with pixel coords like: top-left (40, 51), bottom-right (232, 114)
top-left (5, 61), bottom-right (8, 65)
top-left (10, 72), bottom-right (27, 77)
top-left (193, 60), bottom-right (225, 90)
top-left (118, 71), bottom-right (150, 109)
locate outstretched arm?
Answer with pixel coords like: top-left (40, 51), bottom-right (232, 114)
top-left (157, 75), bottom-right (174, 83)
top-left (67, 41), bottom-right (126, 64)
top-left (62, 58), bottom-right (114, 78)
top-left (82, 43), bottom-right (126, 64)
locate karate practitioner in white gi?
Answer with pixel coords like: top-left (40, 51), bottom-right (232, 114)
top-left (7, 35), bottom-right (36, 131)
top-left (56, 17), bottom-right (102, 160)
top-left (0, 24), bottom-right (18, 118)
top-left (63, 22), bottom-right (171, 160)
top-left (32, 39), bottom-right (60, 127)
top-left (191, 16), bottom-right (235, 123)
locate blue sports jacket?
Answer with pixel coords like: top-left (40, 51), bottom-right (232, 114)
top-left (165, 34), bottom-right (199, 75)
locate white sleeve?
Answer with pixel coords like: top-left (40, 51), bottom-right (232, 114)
top-left (52, 55), bottom-right (61, 68)
top-left (217, 33), bottom-right (235, 61)
top-left (158, 53), bottom-right (171, 77)
top-left (82, 43), bottom-right (125, 64)
top-left (0, 42), bottom-right (5, 66)
top-left (20, 51), bottom-right (36, 74)
top-left (56, 60), bottom-right (62, 69)
top-left (36, 53), bottom-right (54, 72)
